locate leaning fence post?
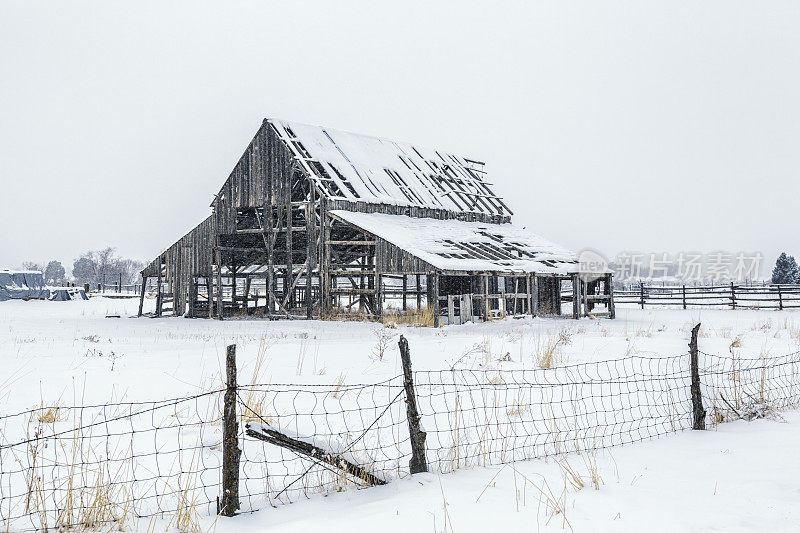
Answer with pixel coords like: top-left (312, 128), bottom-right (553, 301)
top-left (220, 344), bottom-right (241, 516)
top-left (689, 323), bottom-right (706, 430)
top-left (398, 336), bottom-right (428, 474)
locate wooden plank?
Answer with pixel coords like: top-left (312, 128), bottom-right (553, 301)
top-left (326, 240), bottom-right (376, 246)
top-left (245, 423), bottom-right (386, 486)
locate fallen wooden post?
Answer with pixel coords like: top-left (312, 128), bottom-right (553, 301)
top-left (245, 423), bottom-right (387, 486)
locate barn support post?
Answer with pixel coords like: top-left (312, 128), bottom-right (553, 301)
top-left (531, 274), bottom-right (538, 317)
top-left (156, 263), bottom-right (163, 317)
top-left (499, 276), bottom-right (506, 318)
top-left (432, 273), bottom-right (440, 327)
top-left (447, 295), bottom-right (455, 325)
top-left (206, 276), bottom-right (213, 319)
top-left (375, 273), bottom-right (383, 319)
top-left (188, 276), bottom-right (197, 318)
top-left (215, 249), bottom-right (223, 320)
top-left (606, 273), bottom-right (616, 319)
top-left (137, 276), bottom-right (147, 317)
top-left (319, 202), bottom-right (331, 316)
top-left (482, 273), bottom-right (490, 321)
top-left (582, 279), bottom-right (589, 317)
top-left (398, 335), bottom-right (428, 474)
top-left (230, 264), bottom-right (237, 312)
top-left (415, 274), bottom-right (422, 310)
top-left (219, 344), bottom-right (240, 516)
top-left (402, 275), bottom-right (408, 311)
top-left (266, 207), bottom-right (275, 317)
top-left (305, 199), bottom-right (314, 319)
top-left (572, 274), bottom-right (581, 319)
top-left (243, 277), bottom-right (251, 315)
top-left (286, 195), bottom-right (294, 311)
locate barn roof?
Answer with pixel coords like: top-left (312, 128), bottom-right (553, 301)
top-left (270, 119), bottom-right (512, 219)
top-left (330, 211), bottom-right (583, 275)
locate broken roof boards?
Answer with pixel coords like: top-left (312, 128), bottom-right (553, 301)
top-left (271, 119), bottom-right (512, 220)
top-left (330, 211), bottom-right (580, 275)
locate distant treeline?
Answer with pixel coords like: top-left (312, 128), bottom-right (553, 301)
top-left (21, 248), bottom-right (144, 287)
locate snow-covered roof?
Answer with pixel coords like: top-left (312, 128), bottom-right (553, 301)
top-left (270, 119), bottom-right (512, 219)
top-left (330, 211), bottom-right (582, 275)
top-left (0, 270), bottom-right (49, 301)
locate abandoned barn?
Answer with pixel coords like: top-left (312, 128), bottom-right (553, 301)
top-left (139, 119), bottom-right (614, 325)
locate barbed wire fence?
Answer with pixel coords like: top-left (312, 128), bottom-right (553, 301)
top-left (2, 326), bottom-right (800, 530)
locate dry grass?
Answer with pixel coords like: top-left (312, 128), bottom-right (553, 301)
top-left (533, 334), bottom-right (562, 369)
top-left (371, 326), bottom-right (398, 361)
top-left (30, 404), bottom-right (66, 424)
top-left (240, 335), bottom-right (273, 424)
top-left (380, 306), bottom-right (435, 327)
top-left (322, 304), bottom-right (372, 322)
top-left (331, 373), bottom-right (346, 399)
top-left (21, 417), bottom-right (134, 532)
top-left (168, 486), bottom-right (202, 533)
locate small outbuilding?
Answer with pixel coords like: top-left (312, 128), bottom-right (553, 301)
top-left (0, 270), bottom-right (49, 301)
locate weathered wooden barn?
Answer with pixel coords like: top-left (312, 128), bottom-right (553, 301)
top-left (139, 119), bottom-right (614, 325)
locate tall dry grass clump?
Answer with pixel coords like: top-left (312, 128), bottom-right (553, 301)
top-left (380, 307), bottom-right (435, 327)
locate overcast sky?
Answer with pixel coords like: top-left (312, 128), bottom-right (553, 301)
top-left (1, 1), bottom-right (798, 276)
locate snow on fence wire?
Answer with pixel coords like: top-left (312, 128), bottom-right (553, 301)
top-left (614, 283), bottom-right (800, 309)
top-left (2, 336), bottom-right (800, 531)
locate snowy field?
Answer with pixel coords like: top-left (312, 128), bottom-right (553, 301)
top-left (1, 297), bottom-right (799, 531)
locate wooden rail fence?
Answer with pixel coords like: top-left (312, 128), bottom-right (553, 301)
top-left (615, 283), bottom-right (800, 310)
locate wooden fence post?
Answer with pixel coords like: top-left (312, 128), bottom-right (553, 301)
top-left (220, 344), bottom-right (240, 516)
top-left (398, 336), bottom-right (428, 474)
top-left (730, 282), bottom-right (736, 309)
top-left (689, 323), bottom-right (705, 430)
top-left (137, 276), bottom-right (147, 317)
top-left (777, 285), bottom-right (783, 311)
top-left (682, 284), bottom-right (687, 310)
top-left (639, 282), bottom-right (645, 309)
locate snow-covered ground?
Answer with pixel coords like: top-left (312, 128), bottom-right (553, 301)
top-left (212, 412), bottom-right (800, 533)
top-left (1, 297), bottom-right (799, 531)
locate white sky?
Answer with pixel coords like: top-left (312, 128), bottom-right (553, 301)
top-left (1, 1), bottom-right (798, 275)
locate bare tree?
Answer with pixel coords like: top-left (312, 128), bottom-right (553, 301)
top-left (21, 261), bottom-right (44, 272)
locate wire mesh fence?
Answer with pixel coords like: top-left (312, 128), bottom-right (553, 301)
top-left (0, 391), bottom-right (226, 531)
top-left (415, 355), bottom-right (694, 473)
top-left (2, 341), bottom-right (800, 531)
top-left (700, 349), bottom-right (800, 422)
top-left (235, 379), bottom-right (409, 509)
